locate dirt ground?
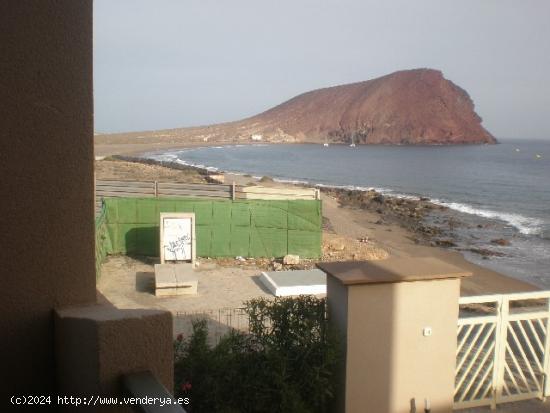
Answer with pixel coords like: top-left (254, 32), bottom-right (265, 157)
top-left (97, 255), bottom-right (273, 313)
top-left (95, 159), bottom-right (208, 183)
top-left (95, 157), bottom-right (536, 319)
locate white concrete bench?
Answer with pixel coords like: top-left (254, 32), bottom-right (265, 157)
top-left (154, 264), bottom-right (198, 297)
top-left (259, 269), bottom-right (326, 296)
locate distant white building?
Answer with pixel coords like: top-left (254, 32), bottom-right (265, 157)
top-left (251, 134), bottom-right (263, 141)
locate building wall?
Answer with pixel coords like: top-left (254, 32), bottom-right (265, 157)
top-left (0, 0), bottom-right (95, 399)
top-left (344, 279), bottom-right (460, 413)
top-left (326, 276), bottom-right (349, 413)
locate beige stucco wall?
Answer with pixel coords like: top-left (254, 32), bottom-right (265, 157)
top-left (55, 305), bottom-right (174, 413)
top-left (341, 279), bottom-right (460, 413)
top-left (327, 275), bottom-right (349, 413)
top-left (0, 0), bottom-right (95, 400)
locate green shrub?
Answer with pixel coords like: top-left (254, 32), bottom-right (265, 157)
top-left (174, 296), bottom-right (340, 413)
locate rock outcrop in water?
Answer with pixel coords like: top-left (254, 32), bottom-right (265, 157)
top-left (96, 68), bottom-right (496, 146)
top-left (243, 68), bottom-right (495, 145)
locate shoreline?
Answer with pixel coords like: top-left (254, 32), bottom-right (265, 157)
top-left (95, 142), bottom-right (540, 295)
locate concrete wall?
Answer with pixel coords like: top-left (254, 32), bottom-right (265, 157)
top-left (343, 279), bottom-right (460, 413)
top-left (0, 0), bottom-right (95, 400)
top-left (327, 276), bottom-right (349, 413)
top-left (55, 305), bottom-right (173, 413)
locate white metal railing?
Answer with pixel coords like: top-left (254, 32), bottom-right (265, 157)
top-left (454, 291), bottom-right (550, 410)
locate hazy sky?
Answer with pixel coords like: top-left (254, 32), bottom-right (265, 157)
top-left (94, 0), bottom-right (550, 139)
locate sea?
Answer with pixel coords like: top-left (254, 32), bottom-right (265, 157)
top-left (146, 140), bottom-right (550, 288)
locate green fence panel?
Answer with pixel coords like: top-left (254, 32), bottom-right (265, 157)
top-left (133, 224), bottom-right (158, 256)
top-left (231, 202), bottom-right (251, 226)
top-left (288, 230), bottom-right (322, 258)
top-left (287, 200), bottom-right (322, 231)
top-left (157, 198), bottom-right (178, 213)
top-left (106, 223), bottom-right (120, 253)
top-left (105, 198), bottom-right (119, 222)
top-left (211, 224), bottom-right (232, 256)
top-left (251, 201), bottom-right (288, 229)
top-left (95, 202), bottom-right (112, 279)
top-left (119, 223), bottom-right (138, 254)
top-left (212, 201), bottom-right (232, 224)
top-left (192, 201), bottom-right (214, 226)
top-left (116, 198), bottom-right (138, 224)
top-left (230, 225), bottom-right (250, 257)
top-left (136, 198), bottom-right (159, 224)
top-left (100, 197), bottom-right (321, 260)
top-left (196, 225), bottom-right (212, 257)
top-left (250, 226), bottom-right (288, 257)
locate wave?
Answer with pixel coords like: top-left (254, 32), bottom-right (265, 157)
top-left (285, 181), bottom-right (545, 236)
top-left (146, 150), bottom-right (546, 237)
top-left (432, 201), bottom-right (544, 235)
top-left (293, 181), bottom-right (545, 236)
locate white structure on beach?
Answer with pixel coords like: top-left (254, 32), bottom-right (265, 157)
top-left (251, 134), bottom-right (263, 141)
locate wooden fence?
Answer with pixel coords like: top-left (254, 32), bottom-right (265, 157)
top-left (95, 179), bottom-right (319, 214)
top-left (235, 185), bottom-right (320, 200)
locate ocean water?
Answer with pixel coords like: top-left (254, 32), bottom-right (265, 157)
top-left (148, 140), bottom-right (550, 288)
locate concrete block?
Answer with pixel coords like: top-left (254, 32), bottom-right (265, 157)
top-left (283, 254), bottom-right (300, 265)
top-left (155, 287), bottom-right (179, 297)
top-left (55, 304), bottom-right (173, 413)
top-left (154, 264), bottom-right (177, 288)
top-left (260, 269), bottom-right (326, 296)
top-left (155, 263), bottom-right (198, 296)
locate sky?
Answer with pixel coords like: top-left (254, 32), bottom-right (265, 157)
top-left (94, 0), bottom-right (550, 139)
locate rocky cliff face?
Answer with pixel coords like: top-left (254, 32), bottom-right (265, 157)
top-left (96, 68), bottom-right (496, 146)
top-left (243, 69), bottom-right (496, 145)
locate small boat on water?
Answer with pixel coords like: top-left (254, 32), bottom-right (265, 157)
top-left (349, 143), bottom-right (356, 147)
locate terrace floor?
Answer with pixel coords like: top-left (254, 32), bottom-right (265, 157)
top-left (461, 399), bottom-right (550, 412)
top-left (97, 255), bottom-right (274, 314)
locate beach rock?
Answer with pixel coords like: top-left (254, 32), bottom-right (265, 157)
top-left (491, 238), bottom-right (511, 246)
top-left (436, 239), bottom-right (457, 248)
top-left (329, 239), bottom-right (346, 251)
top-left (283, 254), bottom-right (300, 265)
top-left (272, 262), bottom-right (283, 271)
top-left (468, 248), bottom-right (506, 257)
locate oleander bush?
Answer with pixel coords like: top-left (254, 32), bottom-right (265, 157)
top-left (174, 296), bottom-right (340, 413)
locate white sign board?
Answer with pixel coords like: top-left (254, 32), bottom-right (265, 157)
top-left (160, 213), bottom-right (196, 264)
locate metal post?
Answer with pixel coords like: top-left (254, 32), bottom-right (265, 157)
top-left (543, 297), bottom-right (550, 398)
top-left (231, 181), bottom-right (236, 201)
top-left (154, 181), bottom-right (159, 197)
top-left (492, 297), bottom-right (508, 409)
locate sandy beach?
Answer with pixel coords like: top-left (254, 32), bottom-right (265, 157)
top-left (95, 140), bottom-right (538, 298)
